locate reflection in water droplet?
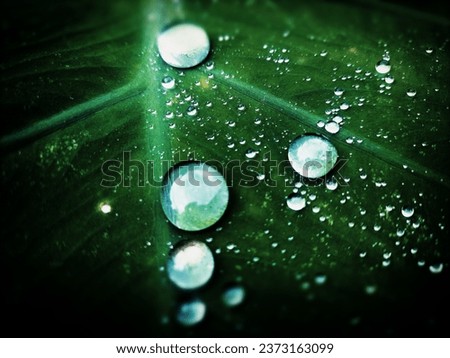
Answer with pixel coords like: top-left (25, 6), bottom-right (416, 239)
top-left (161, 162), bottom-right (229, 231)
top-left (177, 299), bottom-right (206, 326)
top-left (401, 206), bottom-right (414, 218)
top-left (167, 240), bottom-right (214, 289)
top-left (286, 194), bottom-right (306, 211)
top-left (375, 59), bottom-right (391, 74)
top-left (157, 23), bottom-right (210, 68)
top-left (429, 263), bottom-right (443, 274)
top-left (222, 285), bottom-right (246, 307)
top-left (288, 135), bottom-right (338, 179)
top-left (161, 76), bottom-right (175, 89)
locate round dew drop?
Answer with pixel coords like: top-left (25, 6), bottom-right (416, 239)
top-left (375, 59), bottom-right (391, 74)
top-left (161, 162), bottom-right (229, 231)
top-left (222, 285), bottom-right (246, 307)
top-left (176, 299), bottom-right (206, 326)
top-left (161, 76), bottom-right (175, 90)
top-left (167, 240), bottom-right (214, 290)
top-left (157, 23), bottom-right (210, 68)
top-left (286, 194), bottom-right (306, 211)
top-left (288, 134), bottom-right (338, 178)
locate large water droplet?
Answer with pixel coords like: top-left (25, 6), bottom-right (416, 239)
top-left (375, 59), bottom-right (391, 74)
top-left (176, 299), bottom-right (206, 326)
top-left (161, 162), bottom-right (229, 231)
top-left (157, 23), bottom-right (210, 68)
top-left (167, 240), bottom-right (214, 289)
top-left (222, 285), bottom-right (246, 307)
top-left (286, 194), bottom-right (306, 211)
top-left (288, 134), bottom-right (338, 178)
top-left (161, 76), bottom-right (175, 90)
top-left (325, 121), bottom-right (340, 134)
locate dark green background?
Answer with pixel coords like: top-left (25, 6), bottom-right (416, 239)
top-left (1, 0), bottom-right (449, 337)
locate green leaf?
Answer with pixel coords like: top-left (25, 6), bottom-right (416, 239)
top-left (1, 0), bottom-right (449, 337)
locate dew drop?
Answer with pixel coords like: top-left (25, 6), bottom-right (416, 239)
top-left (286, 194), bottom-right (306, 211)
top-left (384, 75), bottom-right (395, 84)
top-left (365, 285), bottom-right (377, 295)
top-left (176, 299), bottom-right (206, 326)
top-left (157, 23), bottom-right (210, 68)
top-left (205, 61), bottom-right (214, 70)
top-left (314, 274), bottom-right (327, 285)
top-left (334, 87), bottom-right (344, 96)
top-left (325, 177), bottom-right (338, 191)
top-left (187, 106), bottom-right (198, 116)
top-left (429, 263), bottom-right (443, 274)
top-left (161, 162), bottom-right (229, 231)
top-left (325, 121), bottom-right (340, 134)
top-left (245, 148), bottom-right (258, 159)
top-left (161, 76), bottom-right (175, 89)
top-left (375, 59), bottom-right (391, 74)
top-left (401, 206), bottom-right (414, 218)
top-left (167, 240), bottom-right (214, 290)
top-left (288, 135), bottom-right (338, 178)
top-left (222, 285), bottom-right (246, 307)
top-left (100, 203), bottom-right (112, 214)
top-left (425, 47), bottom-right (433, 54)
top-left (406, 89), bottom-right (417, 98)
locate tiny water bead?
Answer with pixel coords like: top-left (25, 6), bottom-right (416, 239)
top-left (375, 59), bottom-right (391, 74)
top-left (286, 194), bottom-right (306, 211)
top-left (222, 285), bottom-right (246, 307)
top-left (429, 263), bottom-right (443, 274)
top-left (157, 23), bottom-right (210, 68)
top-left (161, 162), bottom-right (229, 231)
top-left (161, 76), bottom-right (175, 90)
top-left (288, 134), bottom-right (338, 178)
top-left (167, 240), bottom-right (214, 290)
top-left (176, 299), bottom-right (206, 326)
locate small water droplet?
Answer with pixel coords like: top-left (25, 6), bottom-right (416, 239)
top-left (286, 194), bottom-right (306, 211)
top-left (384, 75), bottom-right (394, 84)
top-left (359, 251), bottom-right (367, 258)
top-left (314, 274), bottom-right (327, 285)
top-left (325, 177), bottom-right (338, 191)
top-left (332, 115), bottom-right (343, 124)
top-left (365, 285), bottom-right (377, 295)
top-left (425, 47), bottom-right (433, 54)
top-left (237, 103), bottom-right (246, 111)
top-left (334, 87), bottom-right (344, 96)
top-left (187, 106), bottom-right (198, 116)
top-left (205, 61), bottom-right (214, 70)
top-left (167, 240), bottom-right (214, 290)
top-left (222, 285), bottom-right (246, 307)
top-left (429, 263), bottom-right (443, 274)
top-left (161, 76), bottom-right (175, 89)
top-left (176, 299), bottom-right (206, 326)
top-left (340, 102), bottom-right (350, 110)
top-left (406, 89), bottom-right (417, 98)
top-left (161, 162), bottom-right (229, 231)
top-left (320, 50), bottom-right (328, 57)
top-left (245, 148), bottom-right (258, 159)
top-left (288, 134), bottom-right (338, 178)
top-left (401, 206), bottom-right (414, 218)
top-left (157, 23), bottom-right (210, 68)
top-left (99, 203), bottom-right (112, 214)
top-left (325, 121), bottom-right (340, 134)
top-left (375, 59), bottom-right (391, 74)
